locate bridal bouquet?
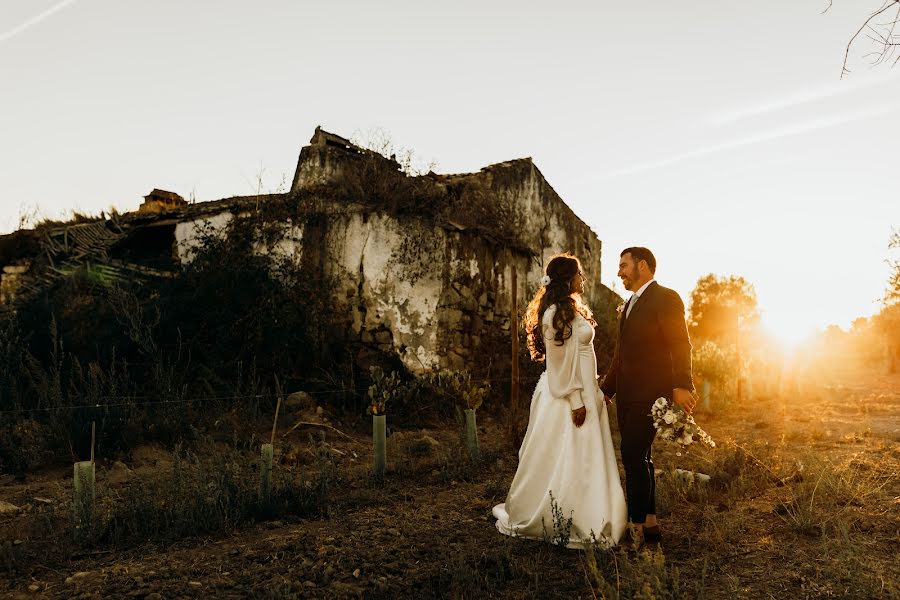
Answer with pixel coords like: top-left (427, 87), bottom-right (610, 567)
top-left (651, 397), bottom-right (715, 455)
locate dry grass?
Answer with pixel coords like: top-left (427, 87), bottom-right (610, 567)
top-left (1, 362), bottom-right (898, 598)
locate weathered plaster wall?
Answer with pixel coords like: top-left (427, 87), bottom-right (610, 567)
top-left (290, 134), bottom-right (606, 306)
top-left (174, 212), bottom-right (234, 263)
top-left (331, 212), bottom-right (445, 371)
top-left (171, 194), bottom-right (608, 375)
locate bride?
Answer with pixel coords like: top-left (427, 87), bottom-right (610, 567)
top-left (493, 253), bottom-right (627, 548)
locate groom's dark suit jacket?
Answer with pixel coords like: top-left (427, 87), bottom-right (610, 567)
top-left (600, 281), bottom-right (694, 405)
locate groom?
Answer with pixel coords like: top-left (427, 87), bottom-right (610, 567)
top-left (600, 247), bottom-right (696, 547)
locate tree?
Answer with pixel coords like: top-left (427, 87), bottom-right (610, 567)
top-left (874, 228), bottom-right (900, 371)
top-left (687, 274), bottom-right (760, 344)
top-left (830, 0), bottom-right (900, 78)
top-left (886, 228), bottom-right (900, 304)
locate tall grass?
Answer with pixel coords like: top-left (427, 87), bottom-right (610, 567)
top-left (1, 439), bottom-right (337, 571)
top-left (776, 453), bottom-right (895, 537)
top-left (582, 541), bottom-right (701, 599)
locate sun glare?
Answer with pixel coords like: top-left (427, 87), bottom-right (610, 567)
top-left (761, 313), bottom-right (817, 352)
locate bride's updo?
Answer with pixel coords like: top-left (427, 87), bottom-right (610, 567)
top-left (524, 253), bottom-right (596, 362)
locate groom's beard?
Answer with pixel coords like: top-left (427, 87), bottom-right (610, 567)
top-left (621, 267), bottom-right (640, 291)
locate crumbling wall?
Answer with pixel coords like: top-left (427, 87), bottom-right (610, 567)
top-left (446, 158), bottom-right (605, 302)
top-left (171, 198), bottom-right (606, 374)
top-left (164, 127), bottom-right (610, 374)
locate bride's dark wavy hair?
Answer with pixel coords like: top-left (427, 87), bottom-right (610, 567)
top-left (524, 253), bottom-right (596, 363)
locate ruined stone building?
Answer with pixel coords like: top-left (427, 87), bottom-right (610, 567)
top-left (0, 127), bottom-right (617, 374)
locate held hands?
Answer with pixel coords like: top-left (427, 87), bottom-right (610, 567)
top-left (672, 387), bottom-right (696, 414)
top-left (571, 406), bottom-right (587, 427)
top-left (596, 376), bottom-right (614, 405)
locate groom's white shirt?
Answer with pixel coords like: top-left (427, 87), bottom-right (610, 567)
top-left (625, 278), bottom-right (655, 319)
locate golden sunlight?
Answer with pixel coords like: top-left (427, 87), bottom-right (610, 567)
top-left (760, 312), bottom-right (817, 352)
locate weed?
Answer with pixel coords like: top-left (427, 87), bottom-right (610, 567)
top-left (582, 539), bottom-right (698, 599)
top-left (541, 491), bottom-right (574, 548)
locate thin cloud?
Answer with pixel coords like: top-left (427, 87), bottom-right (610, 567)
top-left (0, 0), bottom-right (79, 44)
top-left (709, 74), bottom-right (898, 125)
top-left (594, 105), bottom-right (894, 181)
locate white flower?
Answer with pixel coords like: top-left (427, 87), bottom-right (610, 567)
top-left (650, 396), bottom-right (715, 450)
top-left (616, 302), bottom-right (625, 315)
top-left (540, 275), bottom-right (551, 287)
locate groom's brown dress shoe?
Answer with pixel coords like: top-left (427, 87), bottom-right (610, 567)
top-left (643, 525), bottom-right (662, 544)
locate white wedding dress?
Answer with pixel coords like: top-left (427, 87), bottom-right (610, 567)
top-left (493, 305), bottom-right (627, 548)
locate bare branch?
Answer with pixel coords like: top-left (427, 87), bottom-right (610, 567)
top-left (841, 0), bottom-right (900, 78)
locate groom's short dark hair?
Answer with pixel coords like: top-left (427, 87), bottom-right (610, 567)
top-left (621, 247), bottom-right (657, 274)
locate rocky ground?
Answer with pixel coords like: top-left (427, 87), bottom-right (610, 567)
top-left (1, 363), bottom-right (898, 599)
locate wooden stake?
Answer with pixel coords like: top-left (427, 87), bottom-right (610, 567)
top-left (270, 379), bottom-right (283, 446)
top-left (90, 421), bottom-right (96, 465)
top-left (509, 265), bottom-right (519, 443)
top-left (270, 397), bottom-right (281, 446)
top-left (464, 408), bottom-right (480, 461)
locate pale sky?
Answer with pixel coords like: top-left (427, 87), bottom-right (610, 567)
top-left (2, 1), bottom-right (898, 344)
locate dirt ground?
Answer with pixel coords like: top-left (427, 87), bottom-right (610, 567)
top-left (1, 363), bottom-right (898, 599)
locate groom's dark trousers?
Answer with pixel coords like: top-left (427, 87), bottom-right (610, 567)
top-left (600, 281), bottom-right (694, 524)
top-left (616, 401), bottom-right (658, 524)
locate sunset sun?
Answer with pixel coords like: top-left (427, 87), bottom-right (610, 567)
top-left (760, 312), bottom-right (817, 351)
